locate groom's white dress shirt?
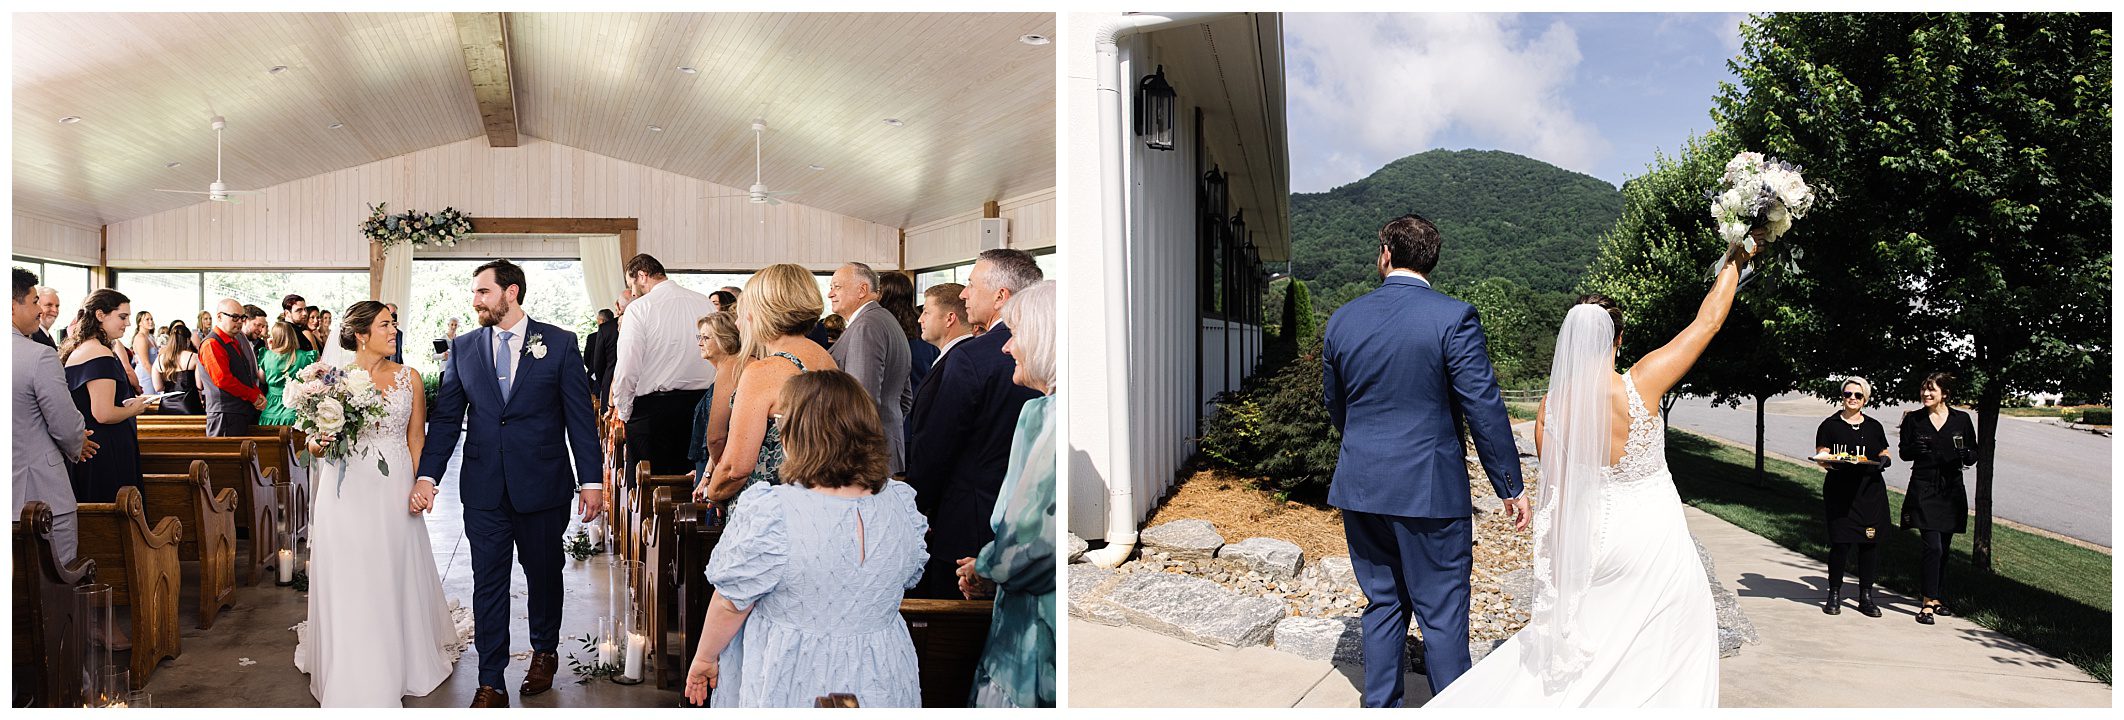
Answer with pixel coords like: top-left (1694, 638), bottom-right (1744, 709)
top-left (608, 279), bottom-right (717, 422)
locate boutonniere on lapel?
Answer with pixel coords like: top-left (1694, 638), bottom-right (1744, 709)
top-left (525, 332), bottom-right (548, 360)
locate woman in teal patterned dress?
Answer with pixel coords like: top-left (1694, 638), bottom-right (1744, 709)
top-left (701, 263), bottom-right (839, 505)
top-left (258, 320), bottom-right (318, 426)
top-left (958, 280), bottom-right (1057, 708)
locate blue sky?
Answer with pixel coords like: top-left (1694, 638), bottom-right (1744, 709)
top-left (1285, 12), bottom-right (1748, 193)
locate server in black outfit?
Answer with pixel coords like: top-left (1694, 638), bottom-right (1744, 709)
top-left (1896, 370), bottom-right (1979, 625)
top-left (1812, 376), bottom-right (1892, 617)
top-left (606, 254), bottom-right (715, 476)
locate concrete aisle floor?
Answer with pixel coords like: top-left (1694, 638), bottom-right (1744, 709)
top-left (1065, 506), bottom-right (2111, 708)
top-left (138, 446), bottom-right (682, 708)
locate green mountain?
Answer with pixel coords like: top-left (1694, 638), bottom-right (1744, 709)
top-left (1288, 149), bottom-right (1623, 294)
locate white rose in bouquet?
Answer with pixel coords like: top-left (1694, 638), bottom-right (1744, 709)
top-left (314, 397), bottom-right (347, 435)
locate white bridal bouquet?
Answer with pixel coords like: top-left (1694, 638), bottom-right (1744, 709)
top-left (286, 363), bottom-right (395, 494)
top-left (1709, 151), bottom-right (1818, 255)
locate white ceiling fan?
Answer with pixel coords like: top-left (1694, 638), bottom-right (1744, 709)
top-left (153, 115), bottom-right (261, 203)
top-left (702, 118), bottom-right (800, 206)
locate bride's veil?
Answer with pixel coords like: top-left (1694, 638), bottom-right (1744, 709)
top-left (1518, 302), bottom-right (1615, 687)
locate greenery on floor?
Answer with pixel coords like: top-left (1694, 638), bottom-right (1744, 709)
top-left (1665, 428), bottom-right (2113, 684)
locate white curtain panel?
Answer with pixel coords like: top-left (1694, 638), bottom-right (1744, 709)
top-left (378, 244), bottom-right (415, 320)
top-left (580, 235), bottom-right (626, 314)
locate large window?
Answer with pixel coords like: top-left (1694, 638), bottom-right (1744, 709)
top-left (12, 257), bottom-right (93, 338)
top-left (113, 270), bottom-right (368, 339)
top-left (911, 248), bottom-right (1059, 298)
top-left (669, 271), bottom-right (833, 314)
top-left (406, 260), bottom-right (595, 375)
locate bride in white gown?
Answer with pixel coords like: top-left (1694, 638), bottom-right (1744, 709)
top-left (1430, 235), bottom-right (1759, 707)
top-left (293, 302), bottom-right (468, 707)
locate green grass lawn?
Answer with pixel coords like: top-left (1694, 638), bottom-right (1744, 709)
top-left (1665, 429), bottom-right (2113, 684)
top-left (1506, 401), bottom-right (1538, 422)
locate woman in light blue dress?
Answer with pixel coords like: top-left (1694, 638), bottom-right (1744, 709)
top-left (686, 370), bottom-right (927, 708)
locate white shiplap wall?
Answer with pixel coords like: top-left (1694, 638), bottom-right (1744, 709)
top-left (901, 189), bottom-right (1057, 271)
top-left (11, 212), bottom-right (101, 265)
top-left (103, 136), bottom-right (899, 271)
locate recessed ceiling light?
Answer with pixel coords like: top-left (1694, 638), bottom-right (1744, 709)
top-left (267, 65), bottom-right (289, 74)
top-left (647, 124), bottom-right (664, 132)
top-left (1019, 34), bottom-right (1051, 46)
top-left (807, 164), bottom-right (825, 171)
top-left (676, 66), bottom-right (698, 74)
top-left (58, 115), bottom-right (81, 124)
top-left (165, 162), bottom-right (181, 169)
top-left (883, 118), bottom-right (904, 127)
top-left (327, 122), bottom-right (344, 129)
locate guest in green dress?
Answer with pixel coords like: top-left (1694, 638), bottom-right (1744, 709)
top-left (257, 320), bottom-right (315, 426)
top-left (959, 280), bottom-right (1056, 708)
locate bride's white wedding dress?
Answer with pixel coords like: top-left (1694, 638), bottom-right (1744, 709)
top-left (1429, 371), bottom-right (1718, 707)
top-left (293, 364), bottom-right (471, 707)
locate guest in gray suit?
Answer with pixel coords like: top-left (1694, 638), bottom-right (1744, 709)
top-left (827, 262), bottom-right (913, 474)
top-left (12, 268), bottom-right (95, 564)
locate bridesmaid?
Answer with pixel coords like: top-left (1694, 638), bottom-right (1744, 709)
top-left (1897, 370), bottom-right (1979, 625)
top-left (1812, 376), bottom-right (1892, 617)
top-left (61, 290), bottom-right (154, 504)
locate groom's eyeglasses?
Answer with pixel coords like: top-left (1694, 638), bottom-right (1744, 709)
top-left (1840, 391), bottom-right (1865, 399)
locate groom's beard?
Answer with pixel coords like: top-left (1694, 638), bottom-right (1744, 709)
top-left (476, 301), bottom-right (512, 327)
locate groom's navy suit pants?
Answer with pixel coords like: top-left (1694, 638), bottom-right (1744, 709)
top-left (1344, 511), bottom-right (1474, 707)
top-left (465, 487), bottom-right (569, 689)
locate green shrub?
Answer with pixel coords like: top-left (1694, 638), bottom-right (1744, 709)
top-left (1198, 338), bottom-right (1342, 497)
top-left (1280, 278), bottom-right (1319, 347)
top-left (2075, 408), bottom-right (2111, 425)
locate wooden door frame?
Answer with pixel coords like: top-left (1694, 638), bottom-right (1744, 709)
top-left (369, 217), bottom-right (638, 297)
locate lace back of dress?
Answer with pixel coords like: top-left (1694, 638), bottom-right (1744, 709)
top-left (1605, 372), bottom-right (1666, 486)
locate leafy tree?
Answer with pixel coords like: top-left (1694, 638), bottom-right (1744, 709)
top-left (1281, 278), bottom-right (1318, 346)
top-left (1715, 12), bottom-right (2112, 569)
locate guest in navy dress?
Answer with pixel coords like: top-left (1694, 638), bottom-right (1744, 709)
top-left (60, 290), bottom-right (154, 504)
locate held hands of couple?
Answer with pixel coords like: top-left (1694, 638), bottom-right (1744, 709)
top-left (577, 487), bottom-right (605, 522)
top-left (408, 478), bottom-right (439, 515)
top-left (77, 429), bottom-right (99, 462)
top-left (954, 557), bottom-right (994, 600)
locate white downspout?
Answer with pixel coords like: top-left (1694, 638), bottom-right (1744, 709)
top-left (1082, 12), bottom-right (1232, 569)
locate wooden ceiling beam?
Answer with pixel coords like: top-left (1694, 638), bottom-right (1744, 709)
top-left (454, 12), bottom-right (519, 148)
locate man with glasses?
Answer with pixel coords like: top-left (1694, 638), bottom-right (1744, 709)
top-left (200, 298), bottom-right (266, 437)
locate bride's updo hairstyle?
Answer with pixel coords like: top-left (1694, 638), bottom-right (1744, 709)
top-left (339, 300), bottom-right (390, 352)
top-left (1575, 293), bottom-right (1624, 345)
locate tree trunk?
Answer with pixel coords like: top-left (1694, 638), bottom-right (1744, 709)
top-left (1660, 392), bottom-right (1679, 421)
top-left (1754, 393), bottom-right (1768, 486)
top-left (1973, 382), bottom-right (2004, 572)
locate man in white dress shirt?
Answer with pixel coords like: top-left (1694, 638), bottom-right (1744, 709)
top-left (606, 253), bottom-right (716, 475)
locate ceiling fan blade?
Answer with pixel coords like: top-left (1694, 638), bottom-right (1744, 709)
top-left (762, 190), bottom-right (799, 197)
top-left (154, 189), bottom-right (216, 195)
top-left (218, 196), bottom-right (244, 205)
top-left (700, 194), bottom-right (753, 200)
top-left (765, 197), bottom-right (782, 206)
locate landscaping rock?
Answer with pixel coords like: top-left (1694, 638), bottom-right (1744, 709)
top-left (1693, 537), bottom-right (1759, 658)
top-left (1499, 567), bottom-right (1537, 615)
top-left (1139, 519), bottom-right (1225, 561)
top-left (1272, 616), bottom-right (1364, 664)
top-left (1220, 537), bottom-right (1304, 579)
top-left (1314, 556), bottom-right (1357, 588)
top-left (1472, 494), bottom-right (1504, 515)
top-left (1068, 533), bottom-right (1089, 564)
top-left (1067, 564), bottom-right (1126, 626)
top-left (1105, 571), bottom-right (1284, 648)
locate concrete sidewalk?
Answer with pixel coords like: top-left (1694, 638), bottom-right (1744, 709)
top-left (1066, 507), bottom-right (2111, 708)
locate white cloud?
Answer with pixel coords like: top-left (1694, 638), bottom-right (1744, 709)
top-left (1285, 13), bottom-right (1611, 192)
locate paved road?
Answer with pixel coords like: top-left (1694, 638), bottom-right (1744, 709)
top-left (1663, 395), bottom-right (2112, 548)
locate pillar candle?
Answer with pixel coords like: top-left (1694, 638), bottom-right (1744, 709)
top-left (624, 632), bottom-right (647, 681)
top-left (277, 549), bottom-right (296, 583)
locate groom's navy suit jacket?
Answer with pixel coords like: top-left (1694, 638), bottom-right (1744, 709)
top-left (1322, 274), bottom-right (1523, 516)
top-left (418, 320), bottom-right (600, 513)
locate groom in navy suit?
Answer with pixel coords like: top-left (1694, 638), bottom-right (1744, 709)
top-left (418, 260), bottom-right (603, 707)
top-left (1322, 214), bottom-right (1529, 707)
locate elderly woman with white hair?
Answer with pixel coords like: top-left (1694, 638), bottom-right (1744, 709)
top-left (954, 279), bottom-right (1056, 708)
top-left (1811, 375), bottom-right (1893, 618)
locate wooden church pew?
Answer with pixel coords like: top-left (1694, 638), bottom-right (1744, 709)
top-left (139, 442), bottom-right (281, 586)
top-left (13, 502), bottom-right (97, 708)
top-left (137, 460), bottom-right (238, 629)
top-left (74, 487), bottom-right (183, 688)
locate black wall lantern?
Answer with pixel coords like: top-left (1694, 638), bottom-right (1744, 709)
top-left (1136, 65), bottom-right (1178, 151)
top-left (1229, 208), bottom-right (1247, 251)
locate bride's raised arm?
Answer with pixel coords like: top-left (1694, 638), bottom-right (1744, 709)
top-left (1628, 234), bottom-right (1758, 401)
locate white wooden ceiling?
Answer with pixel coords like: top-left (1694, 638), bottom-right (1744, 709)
top-left (13, 12), bottom-right (1056, 230)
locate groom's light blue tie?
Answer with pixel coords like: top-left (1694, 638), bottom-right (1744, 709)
top-left (496, 329), bottom-right (515, 403)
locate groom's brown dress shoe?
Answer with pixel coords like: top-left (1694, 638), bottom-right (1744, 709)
top-left (521, 651), bottom-right (559, 696)
top-left (470, 686), bottom-right (509, 708)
